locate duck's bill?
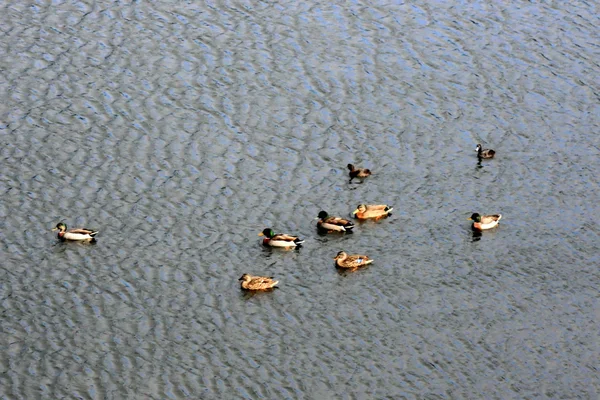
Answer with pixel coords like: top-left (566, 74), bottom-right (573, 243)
top-left (51, 228), bottom-right (58, 231)
top-left (467, 218), bottom-right (473, 220)
top-left (258, 232), bottom-right (264, 236)
top-left (352, 209), bottom-right (358, 215)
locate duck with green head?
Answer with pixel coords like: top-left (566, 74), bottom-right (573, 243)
top-left (316, 211), bottom-right (355, 233)
top-left (52, 222), bottom-right (98, 242)
top-left (258, 228), bottom-right (304, 248)
top-left (468, 213), bottom-right (502, 230)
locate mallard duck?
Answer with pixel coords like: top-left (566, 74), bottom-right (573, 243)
top-left (239, 274), bottom-right (279, 290)
top-left (316, 211), bottom-right (354, 233)
top-left (352, 204), bottom-right (393, 220)
top-left (259, 228), bottom-right (305, 248)
top-left (52, 222), bottom-right (98, 242)
top-left (334, 251), bottom-right (373, 270)
top-left (347, 164), bottom-right (372, 182)
top-left (468, 213), bottom-right (502, 230)
top-left (476, 144), bottom-right (495, 159)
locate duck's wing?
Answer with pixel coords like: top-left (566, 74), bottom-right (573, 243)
top-left (481, 214), bottom-right (501, 224)
top-left (271, 233), bottom-right (300, 241)
top-left (249, 276), bottom-right (279, 289)
top-left (346, 254), bottom-right (372, 267)
top-left (347, 254), bottom-right (370, 262)
top-left (365, 204), bottom-right (390, 211)
top-left (361, 208), bottom-right (392, 218)
top-left (68, 228), bottom-right (98, 236)
top-left (325, 216), bottom-right (353, 226)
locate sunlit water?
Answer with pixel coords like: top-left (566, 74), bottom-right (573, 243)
top-left (1, 1), bottom-right (599, 399)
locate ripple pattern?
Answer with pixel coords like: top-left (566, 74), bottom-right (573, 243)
top-left (1, 1), bottom-right (599, 399)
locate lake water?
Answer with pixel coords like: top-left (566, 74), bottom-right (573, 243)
top-left (1, 1), bottom-right (599, 399)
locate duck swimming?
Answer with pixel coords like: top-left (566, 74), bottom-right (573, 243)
top-left (334, 251), bottom-right (373, 270)
top-left (347, 164), bottom-right (372, 183)
top-left (468, 213), bottom-right (502, 230)
top-left (239, 274), bottom-right (279, 290)
top-left (476, 144), bottom-right (495, 159)
top-left (316, 211), bottom-right (355, 233)
top-left (259, 228), bottom-right (305, 248)
top-left (352, 204), bottom-right (393, 220)
top-left (52, 222), bottom-right (98, 242)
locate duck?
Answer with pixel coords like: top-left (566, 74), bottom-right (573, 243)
top-left (476, 144), bottom-right (495, 159)
top-left (347, 164), bottom-right (372, 183)
top-left (239, 274), bottom-right (279, 290)
top-left (259, 228), bottom-right (305, 248)
top-left (52, 222), bottom-right (98, 242)
top-left (352, 204), bottom-right (393, 220)
top-left (316, 211), bottom-right (355, 233)
top-left (468, 213), bottom-right (502, 230)
top-left (334, 251), bottom-right (373, 270)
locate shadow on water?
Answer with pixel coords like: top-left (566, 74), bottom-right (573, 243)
top-left (471, 228), bottom-right (483, 242)
top-left (316, 229), bottom-right (354, 237)
top-left (350, 214), bottom-right (394, 226)
top-left (258, 243), bottom-right (302, 259)
top-left (239, 288), bottom-right (278, 301)
top-left (51, 239), bottom-right (97, 252)
top-left (335, 265), bottom-right (371, 276)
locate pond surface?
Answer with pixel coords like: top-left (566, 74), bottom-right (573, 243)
top-left (1, 1), bottom-right (599, 399)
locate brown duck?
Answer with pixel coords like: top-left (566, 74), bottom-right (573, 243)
top-left (352, 204), bottom-right (393, 220)
top-left (239, 274), bottom-right (279, 290)
top-left (347, 164), bottom-right (372, 182)
top-left (334, 251), bottom-right (373, 270)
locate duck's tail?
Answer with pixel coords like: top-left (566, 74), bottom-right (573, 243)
top-left (385, 207), bottom-right (393, 213)
top-left (294, 238), bottom-right (305, 245)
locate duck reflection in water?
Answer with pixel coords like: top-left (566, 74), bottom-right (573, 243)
top-left (471, 228), bottom-right (482, 242)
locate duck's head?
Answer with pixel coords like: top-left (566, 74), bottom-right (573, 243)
top-left (468, 213), bottom-right (481, 222)
top-left (52, 222), bottom-right (67, 232)
top-left (475, 144), bottom-right (482, 152)
top-left (239, 274), bottom-right (250, 282)
top-left (352, 204), bottom-right (367, 215)
top-left (258, 228), bottom-right (274, 238)
top-left (334, 251), bottom-right (347, 260)
top-left (317, 211), bottom-right (329, 220)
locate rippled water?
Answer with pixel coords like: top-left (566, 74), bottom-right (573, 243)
top-left (1, 1), bottom-right (599, 399)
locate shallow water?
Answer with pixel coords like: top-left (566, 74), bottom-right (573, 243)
top-left (1, 1), bottom-right (599, 399)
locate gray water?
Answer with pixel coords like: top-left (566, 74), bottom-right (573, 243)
top-left (1, 1), bottom-right (599, 399)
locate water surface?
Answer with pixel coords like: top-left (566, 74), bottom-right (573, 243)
top-left (1, 1), bottom-right (599, 399)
